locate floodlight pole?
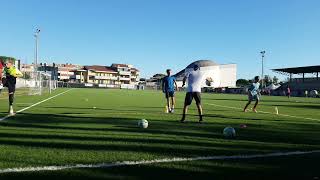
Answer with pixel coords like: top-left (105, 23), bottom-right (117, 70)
top-left (34, 29), bottom-right (40, 72)
top-left (260, 51), bottom-right (266, 88)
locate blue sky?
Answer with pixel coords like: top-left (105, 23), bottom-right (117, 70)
top-left (1, 0), bottom-right (320, 79)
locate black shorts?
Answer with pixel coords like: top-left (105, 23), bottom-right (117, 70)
top-left (184, 92), bottom-right (201, 106)
top-left (165, 91), bottom-right (175, 98)
top-left (4, 77), bottom-right (16, 93)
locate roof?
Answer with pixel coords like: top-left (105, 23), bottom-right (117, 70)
top-left (174, 60), bottom-right (219, 79)
top-left (272, 65), bottom-right (320, 75)
top-left (131, 68), bottom-right (140, 72)
top-left (186, 60), bottom-right (218, 68)
top-left (84, 66), bottom-right (117, 73)
top-left (112, 63), bottom-right (129, 68)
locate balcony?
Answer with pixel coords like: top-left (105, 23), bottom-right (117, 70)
top-left (58, 76), bottom-right (70, 80)
top-left (58, 71), bottom-right (74, 75)
top-left (70, 75), bottom-right (82, 79)
top-left (95, 76), bottom-right (111, 80)
top-left (119, 77), bottom-right (130, 81)
top-left (119, 71), bottom-right (131, 76)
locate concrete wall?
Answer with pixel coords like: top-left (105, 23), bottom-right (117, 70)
top-left (219, 64), bottom-right (237, 87)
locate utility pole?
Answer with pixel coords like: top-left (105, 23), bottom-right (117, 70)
top-left (260, 51), bottom-right (266, 88)
top-left (34, 29), bottom-right (41, 72)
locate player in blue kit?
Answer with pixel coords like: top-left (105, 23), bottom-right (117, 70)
top-left (162, 69), bottom-right (178, 113)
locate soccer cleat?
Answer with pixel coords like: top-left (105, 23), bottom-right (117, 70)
top-left (253, 108), bottom-right (257, 113)
top-left (170, 108), bottom-right (174, 113)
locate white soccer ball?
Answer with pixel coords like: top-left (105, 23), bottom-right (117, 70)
top-left (310, 90), bottom-right (318, 98)
top-left (138, 119), bottom-right (148, 129)
top-left (223, 127), bottom-right (236, 138)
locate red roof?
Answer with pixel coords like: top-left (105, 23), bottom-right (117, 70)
top-left (112, 63), bottom-right (129, 68)
top-left (131, 68), bottom-right (140, 72)
top-left (84, 66), bottom-right (117, 73)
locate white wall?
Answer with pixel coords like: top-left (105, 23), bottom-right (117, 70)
top-left (219, 64), bottom-right (237, 87)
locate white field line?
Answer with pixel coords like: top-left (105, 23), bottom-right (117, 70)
top-left (0, 150), bottom-right (319, 173)
top-left (206, 103), bottom-right (320, 122)
top-left (0, 89), bottom-right (73, 121)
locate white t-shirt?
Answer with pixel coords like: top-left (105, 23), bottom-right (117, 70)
top-left (186, 70), bottom-right (204, 92)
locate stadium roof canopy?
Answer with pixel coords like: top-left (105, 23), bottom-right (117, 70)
top-left (272, 65), bottom-right (320, 75)
top-left (174, 60), bottom-right (218, 79)
top-left (186, 60), bottom-right (218, 69)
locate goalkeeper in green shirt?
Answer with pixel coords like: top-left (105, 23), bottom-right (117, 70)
top-left (2, 60), bottom-right (22, 115)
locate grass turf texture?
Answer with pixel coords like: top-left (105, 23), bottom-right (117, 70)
top-left (0, 88), bottom-right (319, 179)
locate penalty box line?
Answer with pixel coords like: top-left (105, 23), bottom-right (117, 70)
top-left (0, 150), bottom-right (319, 173)
top-left (206, 103), bottom-right (320, 122)
top-left (0, 89), bottom-right (74, 122)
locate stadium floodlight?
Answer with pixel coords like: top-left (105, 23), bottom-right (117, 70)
top-left (34, 29), bottom-right (41, 72)
top-left (260, 51), bottom-right (266, 88)
top-left (31, 28), bottom-right (45, 95)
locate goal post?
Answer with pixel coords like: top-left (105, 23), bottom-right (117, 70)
top-left (16, 71), bottom-right (58, 96)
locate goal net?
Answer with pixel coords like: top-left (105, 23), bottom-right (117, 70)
top-left (16, 71), bottom-right (58, 96)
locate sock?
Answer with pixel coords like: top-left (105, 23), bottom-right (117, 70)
top-left (9, 94), bottom-right (14, 106)
top-left (199, 114), bottom-right (203, 121)
top-left (181, 114), bottom-right (186, 121)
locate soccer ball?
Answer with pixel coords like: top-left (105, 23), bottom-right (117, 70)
top-left (310, 90), bottom-right (318, 98)
top-left (223, 127), bottom-right (236, 138)
top-left (138, 119), bottom-right (148, 129)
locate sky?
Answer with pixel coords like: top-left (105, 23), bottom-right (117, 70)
top-left (1, 0), bottom-right (320, 80)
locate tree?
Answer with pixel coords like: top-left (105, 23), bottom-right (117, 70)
top-left (0, 56), bottom-right (16, 62)
top-left (236, 79), bottom-right (250, 87)
top-left (152, 74), bottom-right (166, 80)
top-left (272, 76), bottom-right (279, 85)
top-left (264, 75), bottom-right (273, 86)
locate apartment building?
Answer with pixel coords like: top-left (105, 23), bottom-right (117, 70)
top-left (72, 64), bottom-right (140, 87)
top-left (57, 63), bottom-right (83, 81)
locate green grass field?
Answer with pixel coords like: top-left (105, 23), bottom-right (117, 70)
top-left (0, 88), bottom-right (319, 179)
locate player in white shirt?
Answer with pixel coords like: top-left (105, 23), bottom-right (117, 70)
top-left (181, 64), bottom-right (211, 123)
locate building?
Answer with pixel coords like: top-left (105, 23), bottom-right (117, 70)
top-left (272, 65), bottom-right (320, 97)
top-left (174, 60), bottom-right (237, 88)
top-left (72, 64), bottom-right (140, 88)
top-left (20, 64), bottom-right (35, 73)
top-left (111, 64), bottom-right (140, 85)
top-left (56, 63), bottom-right (83, 81)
